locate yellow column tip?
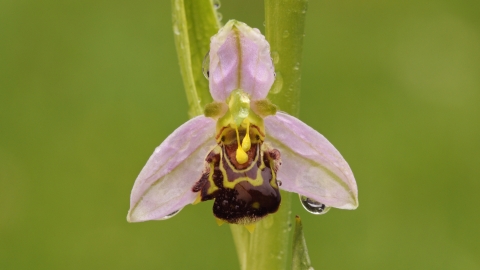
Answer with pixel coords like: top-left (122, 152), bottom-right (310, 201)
top-left (236, 146), bottom-right (248, 164)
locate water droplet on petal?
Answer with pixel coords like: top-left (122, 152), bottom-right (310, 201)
top-left (159, 209), bottom-right (182, 220)
top-left (299, 195), bottom-right (331, 215)
top-left (213, 0), bottom-right (221, 9)
top-left (282, 30), bottom-right (290, 38)
top-left (202, 51), bottom-right (210, 79)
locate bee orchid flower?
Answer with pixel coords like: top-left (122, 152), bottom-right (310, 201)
top-left (127, 20), bottom-right (358, 225)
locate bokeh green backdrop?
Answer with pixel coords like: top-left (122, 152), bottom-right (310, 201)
top-left (1, 0), bottom-right (479, 269)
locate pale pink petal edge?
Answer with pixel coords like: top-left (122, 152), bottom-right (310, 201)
top-left (264, 112), bottom-right (358, 209)
top-left (127, 116), bottom-right (216, 222)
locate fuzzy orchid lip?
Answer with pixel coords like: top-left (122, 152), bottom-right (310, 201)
top-left (127, 20), bottom-right (358, 224)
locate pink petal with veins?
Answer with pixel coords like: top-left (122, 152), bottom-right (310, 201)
top-left (209, 20), bottom-right (274, 102)
top-left (265, 112), bottom-right (358, 209)
top-left (127, 116), bottom-right (216, 222)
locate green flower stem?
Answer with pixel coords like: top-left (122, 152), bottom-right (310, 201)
top-left (229, 1), bottom-right (309, 270)
top-left (172, 1), bottom-right (309, 269)
top-left (266, 0), bottom-right (308, 117)
top-left (230, 192), bottom-right (292, 270)
top-left (171, 0), bottom-right (219, 118)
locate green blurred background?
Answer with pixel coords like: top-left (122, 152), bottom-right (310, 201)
top-left (1, 0), bottom-right (479, 269)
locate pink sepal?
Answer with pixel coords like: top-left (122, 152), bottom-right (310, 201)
top-left (127, 116), bottom-right (216, 222)
top-left (265, 112), bottom-right (358, 209)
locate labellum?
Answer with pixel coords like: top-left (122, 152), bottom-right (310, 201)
top-left (192, 123), bottom-right (282, 224)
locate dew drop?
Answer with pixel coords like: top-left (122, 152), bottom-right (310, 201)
top-left (173, 23), bottom-right (180, 36)
top-left (270, 72), bottom-right (283, 94)
top-left (213, 0), bottom-right (221, 9)
top-left (216, 12), bottom-right (223, 21)
top-left (159, 209), bottom-right (182, 220)
top-left (277, 180), bottom-right (282, 186)
top-left (174, 0), bottom-right (181, 11)
top-left (282, 30), bottom-right (290, 38)
top-left (262, 215), bottom-right (274, 229)
top-left (299, 195), bottom-right (331, 215)
top-left (271, 51), bottom-right (280, 64)
top-left (293, 62), bottom-right (300, 71)
top-left (202, 51), bottom-right (210, 79)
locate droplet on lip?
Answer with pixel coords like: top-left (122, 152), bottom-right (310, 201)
top-left (299, 195), bottom-right (331, 215)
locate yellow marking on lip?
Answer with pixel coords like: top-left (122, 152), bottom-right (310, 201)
top-left (268, 158), bottom-right (278, 189)
top-left (216, 218), bottom-right (225, 226)
top-left (244, 223), bottom-right (256, 233)
top-left (193, 193), bottom-right (202, 205)
top-left (220, 145), bottom-right (265, 189)
top-left (206, 163), bottom-right (219, 195)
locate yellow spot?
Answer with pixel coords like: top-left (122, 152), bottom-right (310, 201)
top-left (268, 159), bottom-right (278, 189)
top-left (193, 193), bottom-right (202, 205)
top-left (241, 120), bottom-right (251, 152)
top-left (251, 202), bottom-right (260, 209)
top-left (244, 223), bottom-right (256, 233)
top-left (207, 163), bottom-right (219, 195)
top-left (216, 218), bottom-right (225, 226)
top-left (235, 126), bottom-right (248, 164)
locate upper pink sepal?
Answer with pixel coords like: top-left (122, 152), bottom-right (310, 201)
top-left (209, 20), bottom-right (275, 102)
top-left (264, 112), bottom-right (358, 209)
top-left (127, 116), bottom-right (216, 222)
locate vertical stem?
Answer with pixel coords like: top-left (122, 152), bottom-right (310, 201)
top-left (171, 0), bottom-right (220, 118)
top-left (228, 1), bottom-right (309, 270)
top-left (230, 194), bottom-right (292, 270)
top-left (172, 1), bottom-right (309, 269)
top-left (265, 0), bottom-right (308, 117)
